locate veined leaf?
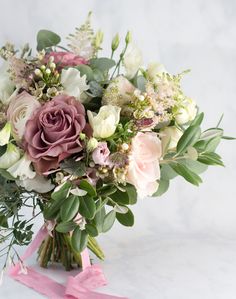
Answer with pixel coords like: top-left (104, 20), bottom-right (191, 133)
top-left (90, 57), bottom-right (116, 72)
top-left (170, 162), bottom-right (202, 186)
top-left (56, 221), bottom-right (77, 233)
top-left (116, 208), bottom-right (134, 227)
top-left (71, 227), bottom-right (88, 252)
top-left (177, 125), bottom-right (201, 154)
top-left (60, 195), bottom-right (80, 222)
top-left (78, 195), bottom-right (96, 219)
top-left (37, 29), bottom-right (61, 51)
top-left (198, 152), bottom-right (224, 166)
top-left (102, 210), bottom-right (116, 233)
top-left (153, 179), bottom-right (169, 197)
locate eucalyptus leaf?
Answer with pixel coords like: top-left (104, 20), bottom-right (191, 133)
top-left (75, 65), bottom-right (94, 81)
top-left (102, 210), bottom-right (116, 233)
top-left (71, 227), bottom-right (88, 252)
top-left (37, 29), bottom-right (61, 51)
top-left (153, 179), bottom-right (169, 197)
top-left (90, 57), bottom-right (116, 72)
top-left (116, 208), bottom-right (134, 227)
top-left (78, 195), bottom-right (96, 219)
top-left (60, 195), bottom-right (80, 222)
top-left (56, 221), bottom-right (77, 233)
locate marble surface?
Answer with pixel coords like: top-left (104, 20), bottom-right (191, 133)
top-left (0, 0), bottom-right (236, 298)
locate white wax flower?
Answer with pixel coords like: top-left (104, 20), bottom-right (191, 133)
top-left (0, 62), bottom-right (15, 105)
top-left (61, 68), bottom-right (89, 100)
top-left (0, 122), bottom-right (11, 146)
top-left (175, 98), bottom-right (197, 125)
top-left (123, 43), bottom-right (143, 79)
top-left (7, 154), bottom-right (36, 180)
top-left (0, 143), bottom-right (21, 169)
top-left (87, 105), bottom-right (121, 138)
top-left (161, 126), bottom-right (183, 152)
top-left (17, 174), bottom-right (55, 193)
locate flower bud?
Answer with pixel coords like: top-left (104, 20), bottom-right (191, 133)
top-left (112, 33), bottom-right (120, 51)
top-left (95, 30), bottom-right (104, 49)
top-left (125, 31), bottom-right (132, 44)
top-left (0, 122), bottom-right (11, 146)
top-left (79, 133), bottom-right (86, 140)
top-left (45, 68), bottom-right (51, 75)
top-left (87, 137), bottom-right (98, 152)
top-left (34, 69), bottom-right (42, 77)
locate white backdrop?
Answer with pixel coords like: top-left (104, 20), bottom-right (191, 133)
top-left (0, 1), bottom-right (236, 298)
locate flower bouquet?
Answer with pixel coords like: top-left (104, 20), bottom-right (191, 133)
top-left (0, 13), bottom-right (233, 294)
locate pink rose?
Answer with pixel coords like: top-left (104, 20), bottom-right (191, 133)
top-left (126, 132), bottom-right (162, 197)
top-left (24, 95), bottom-right (90, 173)
top-left (44, 51), bottom-right (87, 70)
top-left (92, 142), bottom-right (110, 165)
top-left (7, 91), bottom-right (41, 141)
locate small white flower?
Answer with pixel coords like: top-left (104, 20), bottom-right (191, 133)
top-left (0, 143), bottom-right (21, 169)
top-left (0, 62), bottom-right (15, 105)
top-left (7, 154), bottom-right (35, 180)
top-left (123, 43), bottom-right (143, 79)
top-left (175, 98), bottom-right (197, 125)
top-left (17, 174), bottom-right (54, 193)
top-left (88, 105), bottom-right (121, 138)
top-left (70, 187), bottom-right (87, 197)
top-left (0, 122), bottom-right (11, 146)
top-left (61, 68), bottom-right (89, 100)
top-left (161, 126), bottom-right (183, 152)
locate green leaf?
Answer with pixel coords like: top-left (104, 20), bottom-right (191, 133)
top-left (75, 65), bottom-right (94, 81)
top-left (221, 136), bottom-right (236, 140)
top-left (205, 136), bottom-right (221, 152)
top-left (71, 227), bottom-right (88, 252)
top-left (178, 159), bottom-right (208, 174)
top-left (177, 125), bottom-right (201, 154)
top-left (51, 182), bottom-right (71, 201)
top-left (124, 184), bottom-right (137, 205)
top-left (200, 128), bottom-right (223, 140)
top-left (78, 196), bottom-right (96, 219)
top-left (190, 112), bottom-right (204, 126)
top-left (60, 195), bottom-right (80, 222)
top-left (132, 75), bottom-right (147, 91)
top-left (153, 179), bottom-right (169, 197)
top-left (102, 210), bottom-right (116, 233)
top-left (198, 152), bottom-right (224, 166)
top-left (93, 69), bottom-right (105, 82)
top-left (79, 180), bottom-right (96, 197)
top-left (160, 164), bottom-right (178, 180)
top-left (37, 29), bottom-right (61, 51)
top-left (85, 223), bottom-right (99, 237)
top-left (60, 160), bottom-right (86, 177)
top-left (116, 208), bottom-right (134, 227)
top-left (0, 169), bottom-right (15, 180)
top-left (56, 221), bottom-right (77, 233)
top-left (98, 184), bottom-right (117, 197)
top-left (170, 163), bottom-right (202, 186)
top-left (94, 205), bottom-right (106, 233)
top-left (0, 214), bottom-right (8, 228)
top-left (89, 81), bottom-right (103, 97)
top-left (90, 57), bottom-right (116, 72)
top-left (110, 184), bottom-right (137, 205)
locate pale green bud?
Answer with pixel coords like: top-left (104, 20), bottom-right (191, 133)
top-left (111, 33), bottom-right (120, 51)
top-left (87, 137), bottom-right (98, 152)
top-left (95, 30), bottom-right (104, 49)
top-left (0, 122), bottom-right (11, 146)
top-left (45, 68), bottom-right (51, 75)
top-left (125, 31), bottom-right (132, 44)
top-left (34, 69), bottom-right (43, 77)
top-left (0, 143), bottom-right (21, 169)
top-left (79, 133), bottom-right (86, 140)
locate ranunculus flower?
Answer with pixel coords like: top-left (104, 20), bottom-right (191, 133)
top-left (44, 51), bottom-right (87, 70)
top-left (92, 142), bottom-right (110, 165)
top-left (7, 154), bottom-right (36, 180)
top-left (88, 105), bottom-right (121, 138)
top-left (175, 98), bottom-right (197, 125)
top-left (7, 91), bottom-right (41, 141)
top-left (123, 43), bottom-right (143, 79)
top-left (0, 122), bottom-right (11, 146)
top-left (0, 62), bottom-right (15, 105)
top-left (0, 143), bottom-right (21, 169)
top-left (17, 174), bottom-right (55, 193)
top-left (161, 126), bottom-right (183, 152)
top-left (126, 132), bottom-right (162, 197)
top-left (24, 95), bottom-right (89, 173)
top-left (61, 68), bottom-right (89, 100)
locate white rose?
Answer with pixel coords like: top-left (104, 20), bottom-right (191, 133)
top-left (161, 126), bottom-right (183, 151)
top-left (0, 62), bottom-right (15, 105)
top-left (87, 105), bottom-right (121, 138)
top-left (61, 68), bottom-right (89, 100)
top-left (7, 91), bottom-right (40, 140)
top-left (147, 62), bottom-right (166, 83)
top-left (123, 43), bottom-right (143, 79)
top-left (17, 174), bottom-right (55, 193)
top-left (7, 154), bottom-right (35, 180)
top-left (0, 143), bottom-right (21, 169)
top-left (102, 76), bottom-right (135, 107)
top-left (175, 98), bottom-right (197, 125)
top-left (0, 122), bottom-right (11, 146)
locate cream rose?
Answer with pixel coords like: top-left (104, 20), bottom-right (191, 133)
top-left (7, 91), bottom-right (41, 140)
top-left (126, 132), bottom-right (162, 197)
top-left (175, 98), bottom-right (197, 125)
top-left (88, 105), bottom-right (121, 138)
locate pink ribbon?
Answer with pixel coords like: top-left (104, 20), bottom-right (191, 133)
top-left (9, 227), bottom-right (128, 299)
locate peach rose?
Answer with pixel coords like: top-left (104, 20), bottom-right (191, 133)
top-left (126, 132), bottom-right (162, 197)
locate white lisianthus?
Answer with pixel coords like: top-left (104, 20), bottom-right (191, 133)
top-left (88, 105), bottom-right (121, 138)
top-left (0, 143), bottom-right (21, 169)
top-left (17, 174), bottom-right (55, 193)
top-left (102, 76), bottom-right (135, 107)
top-left (7, 91), bottom-right (40, 140)
top-left (61, 68), bottom-right (89, 100)
top-left (161, 126), bottom-right (183, 151)
top-left (147, 62), bottom-right (166, 83)
top-left (0, 62), bottom-right (15, 105)
top-left (175, 98), bottom-right (197, 125)
top-left (7, 154), bottom-right (35, 180)
top-left (123, 43), bottom-right (143, 79)
top-left (0, 122), bottom-right (11, 146)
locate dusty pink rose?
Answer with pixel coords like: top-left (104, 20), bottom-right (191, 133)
top-left (126, 132), bottom-right (162, 197)
top-left (92, 142), bottom-right (110, 165)
top-left (7, 91), bottom-right (41, 141)
top-left (44, 51), bottom-right (87, 70)
top-left (24, 95), bottom-right (90, 173)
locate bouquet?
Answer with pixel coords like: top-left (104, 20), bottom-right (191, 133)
top-left (0, 13), bottom-right (233, 287)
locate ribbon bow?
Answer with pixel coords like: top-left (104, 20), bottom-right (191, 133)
top-left (9, 227), bottom-right (128, 299)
